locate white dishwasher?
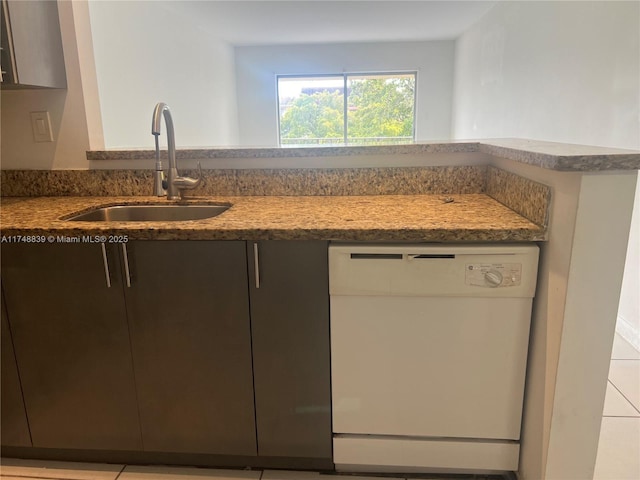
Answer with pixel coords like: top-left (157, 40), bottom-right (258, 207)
top-left (329, 243), bottom-right (539, 474)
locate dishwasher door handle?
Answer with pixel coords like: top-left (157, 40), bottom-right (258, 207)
top-left (349, 253), bottom-right (456, 260)
top-left (350, 253), bottom-right (403, 260)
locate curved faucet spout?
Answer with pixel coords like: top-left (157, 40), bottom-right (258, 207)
top-left (151, 102), bottom-right (166, 135)
top-left (151, 102), bottom-right (198, 200)
top-left (151, 102), bottom-right (176, 174)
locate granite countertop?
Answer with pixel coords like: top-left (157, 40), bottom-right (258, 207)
top-left (0, 194), bottom-right (546, 242)
top-left (86, 139), bottom-right (640, 172)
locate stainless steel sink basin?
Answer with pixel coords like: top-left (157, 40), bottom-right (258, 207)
top-left (66, 204), bottom-right (230, 222)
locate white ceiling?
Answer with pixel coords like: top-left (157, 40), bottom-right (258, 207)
top-left (176, 1), bottom-right (497, 46)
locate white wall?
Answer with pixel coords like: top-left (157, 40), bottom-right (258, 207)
top-left (87, 0), bottom-right (238, 149)
top-left (453, 2), bottom-right (640, 478)
top-left (234, 41), bottom-right (455, 146)
top-left (0, 0), bottom-right (100, 170)
top-left (618, 179), bottom-right (640, 350)
top-left (452, 1), bottom-right (640, 150)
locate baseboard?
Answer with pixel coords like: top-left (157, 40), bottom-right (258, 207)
top-left (616, 315), bottom-right (640, 351)
top-left (0, 446), bottom-right (334, 471)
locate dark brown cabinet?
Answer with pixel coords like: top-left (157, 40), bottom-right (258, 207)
top-left (1, 240), bottom-right (331, 464)
top-left (1, 243), bottom-right (142, 450)
top-left (123, 241), bottom-right (256, 455)
top-left (1, 288), bottom-right (31, 447)
top-left (248, 241), bottom-right (332, 460)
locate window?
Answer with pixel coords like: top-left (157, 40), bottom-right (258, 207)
top-left (277, 72), bottom-right (416, 147)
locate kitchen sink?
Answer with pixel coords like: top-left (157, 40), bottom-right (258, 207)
top-left (65, 204), bottom-right (230, 222)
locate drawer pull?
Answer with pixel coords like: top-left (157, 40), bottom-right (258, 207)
top-left (122, 244), bottom-right (131, 287)
top-left (253, 242), bottom-right (260, 289)
top-left (100, 243), bottom-right (111, 288)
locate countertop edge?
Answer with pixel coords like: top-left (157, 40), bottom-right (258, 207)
top-left (85, 139), bottom-right (640, 172)
top-left (479, 143), bottom-right (640, 171)
top-left (86, 142), bottom-right (481, 160)
top-left (0, 226), bottom-right (548, 243)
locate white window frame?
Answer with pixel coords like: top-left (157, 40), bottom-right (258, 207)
top-left (276, 71), bottom-right (417, 147)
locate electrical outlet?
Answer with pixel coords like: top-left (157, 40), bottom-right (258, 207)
top-left (30, 111), bottom-right (53, 142)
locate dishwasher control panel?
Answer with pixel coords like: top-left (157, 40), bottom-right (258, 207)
top-left (465, 263), bottom-right (523, 287)
top-left (330, 244), bottom-right (539, 297)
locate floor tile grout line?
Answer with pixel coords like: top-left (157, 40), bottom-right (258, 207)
top-left (612, 334), bottom-right (640, 356)
top-left (0, 475), bottom-right (95, 480)
top-left (0, 462), bottom-right (126, 480)
top-left (607, 379), bottom-right (640, 415)
top-left (114, 463), bottom-right (127, 479)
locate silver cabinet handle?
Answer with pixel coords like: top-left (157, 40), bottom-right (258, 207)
top-left (253, 242), bottom-right (260, 289)
top-left (101, 243), bottom-right (111, 288)
top-left (122, 243), bottom-right (131, 287)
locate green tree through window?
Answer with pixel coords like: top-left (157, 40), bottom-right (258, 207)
top-left (347, 76), bottom-right (415, 143)
top-left (278, 73), bottom-right (416, 146)
top-left (280, 90), bottom-right (344, 143)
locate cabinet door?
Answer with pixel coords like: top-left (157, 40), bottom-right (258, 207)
top-left (0, 244), bottom-right (142, 450)
top-left (1, 0), bottom-right (66, 88)
top-left (123, 241), bottom-right (256, 455)
top-left (248, 241), bottom-right (332, 459)
top-left (1, 287), bottom-right (31, 447)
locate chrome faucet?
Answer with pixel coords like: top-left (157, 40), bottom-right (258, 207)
top-left (151, 102), bottom-right (202, 200)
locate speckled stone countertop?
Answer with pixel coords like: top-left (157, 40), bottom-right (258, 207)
top-left (0, 195), bottom-right (546, 242)
top-left (479, 139), bottom-right (640, 171)
top-left (87, 139), bottom-right (640, 171)
top-left (86, 142), bottom-right (478, 160)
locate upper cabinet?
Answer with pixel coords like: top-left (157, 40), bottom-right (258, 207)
top-left (0, 0), bottom-right (66, 89)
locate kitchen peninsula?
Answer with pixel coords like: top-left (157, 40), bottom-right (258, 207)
top-left (1, 139), bottom-right (639, 479)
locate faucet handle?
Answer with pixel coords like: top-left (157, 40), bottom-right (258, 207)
top-left (190, 161), bottom-right (203, 187)
top-left (172, 162), bottom-right (203, 197)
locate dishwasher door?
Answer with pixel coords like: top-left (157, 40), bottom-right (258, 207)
top-left (331, 294), bottom-right (532, 440)
top-left (329, 243), bottom-right (539, 472)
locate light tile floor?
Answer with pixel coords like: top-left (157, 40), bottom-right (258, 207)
top-left (0, 459), bottom-right (500, 480)
top-left (593, 333), bottom-right (640, 480)
top-left (2, 460), bottom-right (267, 480)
